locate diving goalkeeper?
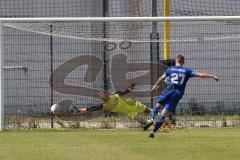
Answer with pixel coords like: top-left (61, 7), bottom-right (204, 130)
top-left (51, 83), bottom-right (175, 129)
top-left (77, 83), bottom-right (151, 120)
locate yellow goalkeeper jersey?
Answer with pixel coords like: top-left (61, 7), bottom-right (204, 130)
top-left (102, 93), bottom-right (147, 119)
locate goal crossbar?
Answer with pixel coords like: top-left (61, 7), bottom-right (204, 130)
top-left (1, 16), bottom-right (240, 22)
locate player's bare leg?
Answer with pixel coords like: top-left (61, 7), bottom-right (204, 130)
top-left (165, 117), bottom-right (174, 129)
top-left (159, 117), bottom-right (173, 132)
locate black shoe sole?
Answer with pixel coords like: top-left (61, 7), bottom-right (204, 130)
top-left (143, 121), bottom-right (153, 131)
top-left (149, 133), bottom-right (155, 138)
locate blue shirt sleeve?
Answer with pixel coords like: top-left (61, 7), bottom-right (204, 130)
top-left (165, 67), bottom-right (171, 76)
top-left (188, 68), bottom-right (197, 78)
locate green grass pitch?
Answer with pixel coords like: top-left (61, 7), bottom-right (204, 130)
top-left (0, 128), bottom-right (240, 160)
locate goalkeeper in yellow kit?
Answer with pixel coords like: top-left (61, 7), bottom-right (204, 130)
top-left (55, 83), bottom-right (174, 130)
top-left (79, 83), bottom-right (151, 120)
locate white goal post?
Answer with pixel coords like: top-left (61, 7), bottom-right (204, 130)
top-left (0, 16), bottom-right (240, 131)
top-left (0, 21), bottom-right (2, 131)
top-left (1, 16), bottom-right (240, 22)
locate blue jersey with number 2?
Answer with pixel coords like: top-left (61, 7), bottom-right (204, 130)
top-left (164, 66), bottom-right (197, 95)
top-left (156, 66), bottom-right (197, 112)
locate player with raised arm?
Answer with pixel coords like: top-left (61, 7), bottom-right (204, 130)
top-left (73, 83), bottom-right (152, 121)
top-left (52, 83), bottom-right (176, 128)
top-left (144, 55), bottom-right (219, 138)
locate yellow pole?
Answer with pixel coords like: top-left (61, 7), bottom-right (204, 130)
top-left (163, 0), bottom-right (171, 60)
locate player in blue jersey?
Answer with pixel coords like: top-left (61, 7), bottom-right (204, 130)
top-left (145, 55), bottom-right (219, 137)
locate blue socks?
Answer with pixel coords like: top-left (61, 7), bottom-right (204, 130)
top-left (150, 106), bottom-right (159, 121)
top-left (153, 115), bottom-right (165, 133)
top-left (149, 105), bottom-right (166, 134)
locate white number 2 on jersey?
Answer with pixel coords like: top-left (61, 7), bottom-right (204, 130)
top-left (171, 73), bottom-right (185, 85)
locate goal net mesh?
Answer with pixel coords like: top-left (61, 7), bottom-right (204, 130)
top-left (3, 20), bottom-right (240, 129)
top-left (1, 0), bottom-right (240, 129)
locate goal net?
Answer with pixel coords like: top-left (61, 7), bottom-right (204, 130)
top-left (2, 17), bottom-right (240, 129)
top-left (1, 0), bottom-right (240, 129)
